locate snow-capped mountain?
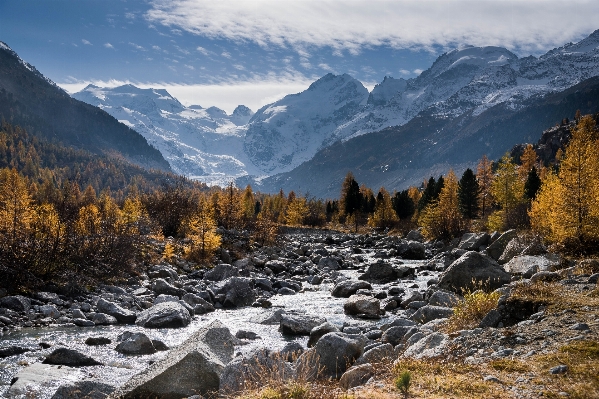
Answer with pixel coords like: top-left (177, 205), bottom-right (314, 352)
top-left (72, 29), bottom-right (599, 192)
top-left (73, 85), bottom-right (254, 185)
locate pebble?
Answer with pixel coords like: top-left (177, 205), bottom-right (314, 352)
top-left (550, 365), bottom-right (568, 374)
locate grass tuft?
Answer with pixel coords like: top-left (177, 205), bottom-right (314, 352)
top-left (443, 290), bottom-right (501, 333)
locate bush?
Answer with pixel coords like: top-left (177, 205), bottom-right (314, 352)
top-left (443, 289), bottom-right (500, 332)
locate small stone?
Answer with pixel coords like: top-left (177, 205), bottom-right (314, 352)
top-left (569, 323), bottom-right (590, 331)
top-left (550, 365), bottom-right (568, 374)
top-left (483, 375), bottom-right (501, 383)
top-left (85, 337), bottom-right (112, 346)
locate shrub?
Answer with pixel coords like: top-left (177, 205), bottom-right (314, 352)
top-left (443, 289), bottom-right (501, 332)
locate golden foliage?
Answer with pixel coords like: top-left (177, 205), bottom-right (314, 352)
top-left (182, 195), bottom-right (221, 262)
top-left (369, 187), bottom-right (398, 228)
top-left (419, 170), bottom-right (464, 240)
top-left (443, 290), bottom-right (501, 333)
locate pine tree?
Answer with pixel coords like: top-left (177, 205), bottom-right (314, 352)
top-left (392, 190), bottom-right (415, 220)
top-left (418, 177), bottom-right (437, 211)
top-left (340, 172), bottom-right (362, 216)
top-left (524, 166), bottom-right (542, 200)
top-left (458, 168), bottom-right (480, 219)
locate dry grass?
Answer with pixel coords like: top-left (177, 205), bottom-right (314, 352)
top-left (442, 290), bottom-right (501, 333)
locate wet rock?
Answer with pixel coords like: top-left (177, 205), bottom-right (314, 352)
top-left (152, 278), bottom-right (186, 298)
top-left (280, 313), bottom-right (326, 335)
top-left (115, 332), bottom-right (156, 355)
top-left (205, 264), bottom-right (240, 281)
top-left (40, 305), bottom-right (61, 319)
top-left (110, 320), bottom-right (235, 398)
top-left (73, 318), bottom-right (95, 327)
top-left (51, 380), bottom-right (115, 399)
top-left (485, 230), bottom-right (518, 261)
top-left (331, 280), bottom-right (372, 298)
top-left (308, 322), bottom-right (340, 348)
top-left (343, 295), bottom-right (381, 318)
top-left (411, 305), bottom-right (453, 324)
top-left (152, 340), bottom-right (169, 351)
top-left (278, 287), bottom-right (296, 295)
top-left (136, 301), bottom-right (191, 328)
top-left (85, 337), bottom-right (112, 346)
top-left (213, 277), bottom-right (256, 308)
top-left (0, 346), bottom-right (30, 358)
top-left (339, 363), bottom-right (374, 390)
top-left (96, 299), bottom-right (136, 324)
top-left (402, 332), bottom-right (448, 359)
top-left (43, 348), bottom-right (102, 367)
top-left (91, 313), bottom-right (118, 326)
top-left (438, 252), bottom-right (511, 294)
top-left (0, 295), bottom-right (31, 312)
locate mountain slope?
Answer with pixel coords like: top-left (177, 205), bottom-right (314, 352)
top-left (0, 42), bottom-right (170, 172)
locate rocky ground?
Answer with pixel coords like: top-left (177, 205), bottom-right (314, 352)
top-left (0, 228), bottom-right (597, 398)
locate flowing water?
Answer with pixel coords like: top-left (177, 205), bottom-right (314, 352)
top-left (0, 264), bottom-right (435, 398)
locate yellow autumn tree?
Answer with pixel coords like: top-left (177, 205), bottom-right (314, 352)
top-left (530, 115), bottom-right (599, 245)
top-left (183, 195), bottom-right (221, 262)
top-left (476, 154), bottom-right (494, 218)
top-left (419, 170), bottom-right (463, 240)
top-left (518, 144), bottom-right (538, 179)
top-left (0, 168), bottom-right (34, 244)
top-left (489, 153), bottom-right (526, 230)
top-left (285, 194), bottom-right (308, 226)
top-left (369, 187), bottom-right (398, 228)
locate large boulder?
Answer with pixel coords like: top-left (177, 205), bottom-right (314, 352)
top-left (91, 313), bottom-right (118, 326)
top-left (182, 293), bottom-right (215, 315)
top-left (280, 313), bottom-right (326, 335)
top-left (359, 262), bottom-right (413, 284)
top-left (43, 348), bottom-right (102, 367)
top-left (52, 381), bottom-right (115, 399)
top-left (458, 232), bottom-right (491, 251)
top-left (438, 251), bottom-right (511, 294)
top-left (135, 302), bottom-right (191, 328)
top-left (96, 298), bottom-right (136, 324)
top-left (213, 277), bottom-right (256, 308)
top-left (400, 241), bottom-right (427, 260)
top-left (0, 295), bottom-right (31, 312)
top-left (485, 230), bottom-right (518, 261)
top-left (428, 290), bottom-right (461, 307)
top-left (339, 363), bottom-right (374, 390)
top-left (503, 254), bottom-right (561, 278)
top-left (343, 295), bottom-right (381, 318)
top-left (331, 280), bottom-right (372, 298)
top-left (402, 332), bottom-right (448, 359)
top-left (152, 278), bottom-right (186, 298)
top-left (381, 326), bottom-right (415, 346)
top-left (411, 305), bottom-right (454, 324)
top-left (308, 322), bottom-right (340, 348)
top-left (110, 320), bottom-right (235, 398)
top-left (354, 343), bottom-right (394, 366)
top-left (317, 257), bottom-right (341, 270)
top-left (498, 238), bottom-right (527, 264)
top-left (115, 332), bottom-right (157, 355)
top-left (309, 332), bottom-right (365, 379)
top-left (204, 264), bottom-right (240, 281)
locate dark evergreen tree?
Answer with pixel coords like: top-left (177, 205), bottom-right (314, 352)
top-left (340, 172), bottom-right (362, 216)
top-left (434, 175), bottom-right (445, 198)
top-left (418, 176), bottom-right (437, 211)
top-left (458, 168), bottom-right (480, 219)
top-left (361, 191), bottom-right (376, 213)
top-left (524, 166), bottom-right (542, 200)
top-left (392, 190), bottom-right (415, 220)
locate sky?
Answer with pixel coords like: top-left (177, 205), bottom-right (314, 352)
top-left (1, 0), bottom-right (598, 114)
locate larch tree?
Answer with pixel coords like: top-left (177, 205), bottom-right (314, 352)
top-left (369, 187), bottom-right (398, 228)
top-left (183, 195), bottom-right (221, 262)
top-left (419, 170), bottom-right (463, 240)
top-left (0, 168), bottom-right (34, 244)
top-left (458, 168), bottom-right (480, 219)
top-left (476, 155), bottom-right (494, 218)
top-left (285, 194), bottom-right (308, 226)
top-left (518, 144), bottom-right (538, 180)
top-left (490, 153), bottom-right (525, 230)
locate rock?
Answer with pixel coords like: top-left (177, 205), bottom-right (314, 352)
top-left (280, 342), bottom-right (304, 362)
top-left (153, 278), bottom-right (186, 297)
top-left (235, 330), bottom-right (260, 340)
top-left (331, 280), bottom-right (372, 298)
top-left (213, 277), bottom-right (256, 308)
top-left (51, 380), bottom-right (115, 399)
top-left (73, 318), bottom-right (95, 327)
top-left (96, 299), bottom-right (136, 324)
top-left (205, 264), bottom-right (240, 281)
top-left (308, 322), bottom-right (340, 348)
top-left (411, 305), bottom-right (453, 324)
top-left (354, 343), bottom-right (393, 365)
top-left (479, 309), bottom-right (502, 328)
top-left (154, 294), bottom-right (179, 305)
top-left (43, 348), bottom-right (102, 367)
top-left (317, 257), bottom-right (341, 270)
top-left (152, 340), bottom-right (169, 351)
top-left (148, 265), bottom-right (178, 280)
top-left (85, 337), bottom-right (112, 346)
top-left (265, 260), bottom-right (288, 274)
top-left (40, 304), bottom-right (61, 319)
top-left (115, 332), bottom-right (157, 355)
top-left (91, 313), bottom-right (118, 325)
top-left (550, 365), bottom-right (568, 374)
top-left (485, 230), bottom-right (518, 261)
top-left (588, 273), bottom-right (599, 284)
top-left (183, 293), bottom-right (215, 315)
top-left (498, 237), bottom-right (527, 264)
top-left (428, 290), bottom-right (461, 307)
top-left (136, 301), bottom-right (191, 328)
top-left (8, 364), bottom-right (77, 397)
top-left (309, 332), bottom-right (365, 379)
top-left (438, 252), bottom-right (511, 294)
top-left (72, 309), bottom-right (86, 319)
top-left (359, 262), bottom-right (406, 284)
top-left (530, 271), bottom-right (561, 283)
top-left (339, 363), bottom-right (374, 389)
top-left (406, 230), bottom-right (424, 242)
top-left (569, 323), bottom-right (590, 331)
top-left (381, 326), bottom-right (415, 346)
top-left (458, 232), bottom-right (490, 251)
top-left (343, 295), bottom-right (381, 318)
top-left (402, 332), bottom-right (448, 359)
top-left (278, 287), bottom-right (296, 295)
top-left (0, 295), bottom-right (31, 312)
top-left (504, 255), bottom-right (561, 278)
top-left (0, 346), bottom-right (30, 358)
top-left (483, 375), bottom-right (501, 383)
top-left (401, 241), bottom-right (426, 260)
top-left (111, 320), bottom-right (235, 398)
top-left (381, 318), bottom-right (417, 330)
top-left (280, 314), bottom-right (326, 335)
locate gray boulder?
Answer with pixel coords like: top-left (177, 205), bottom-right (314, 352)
top-left (96, 298), bottom-right (136, 324)
top-left (153, 294), bottom-right (179, 305)
top-left (308, 322), bottom-right (340, 348)
top-left (91, 313), bottom-right (118, 326)
top-left (152, 278), bottom-right (186, 298)
top-left (402, 332), bottom-right (448, 359)
top-left (406, 230), bottom-right (424, 242)
top-left (0, 295), bottom-right (31, 312)
top-left (485, 229), bottom-right (518, 261)
top-left (52, 381), bottom-right (115, 399)
top-left (343, 295), bottom-right (381, 318)
top-left (411, 305), bottom-right (454, 324)
top-left (458, 232), bottom-right (491, 251)
top-left (135, 302), bottom-right (191, 328)
top-left (359, 262), bottom-right (412, 284)
top-left (331, 280), bottom-right (372, 298)
top-left (498, 238), bottom-right (527, 264)
top-left (115, 332), bottom-right (156, 355)
top-left (399, 241), bottom-right (426, 260)
top-left (40, 304), bottom-right (61, 319)
top-left (110, 320), bottom-right (235, 398)
top-left (339, 363), bottom-right (374, 390)
top-left (354, 343), bottom-right (394, 366)
top-left (43, 348), bottom-right (102, 367)
top-left (428, 290), bottom-right (461, 307)
top-left (381, 326), bottom-right (415, 346)
top-left (214, 277), bottom-right (256, 308)
top-left (504, 254), bottom-right (561, 278)
top-left (280, 313), bottom-right (326, 335)
top-left (182, 293), bottom-right (215, 315)
top-left (317, 257), bottom-right (341, 270)
top-left (479, 309), bottom-right (502, 328)
top-left (310, 332), bottom-right (365, 379)
top-left (205, 264), bottom-right (240, 281)
top-left (438, 251), bottom-right (511, 294)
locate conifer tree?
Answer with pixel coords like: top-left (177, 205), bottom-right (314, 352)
top-left (392, 190), bottom-right (415, 220)
top-left (518, 144), bottom-right (538, 180)
top-left (489, 153), bottom-right (525, 229)
top-left (285, 195), bottom-right (308, 226)
top-left (524, 166), bottom-right (542, 200)
top-left (476, 155), bottom-right (493, 217)
top-left (183, 195), bottom-right (221, 262)
top-left (340, 172), bottom-right (362, 217)
top-left (458, 168), bottom-right (480, 219)
top-left (418, 177), bottom-right (437, 211)
top-left (369, 187), bottom-right (398, 228)
top-left (419, 170), bottom-right (463, 240)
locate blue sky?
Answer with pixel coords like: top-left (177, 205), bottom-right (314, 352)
top-left (1, 0), bottom-right (598, 113)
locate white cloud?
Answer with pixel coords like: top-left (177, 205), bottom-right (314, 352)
top-left (413, 69), bottom-right (423, 75)
top-left (196, 46), bottom-right (209, 55)
top-left (233, 64), bottom-right (245, 71)
top-left (399, 69), bottom-right (411, 75)
top-left (318, 63), bottom-right (334, 72)
top-left (81, 39), bottom-right (92, 46)
top-left (129, 42), bottom-right (146, 51)
top-left (152, 45), bottom-right (161, 50)
top-left (104, 43), bottom-right (114, 49)
top-left (146, 0), bottom-right (599, 56)
top-left (221, 51), bottom-right (232, 59)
